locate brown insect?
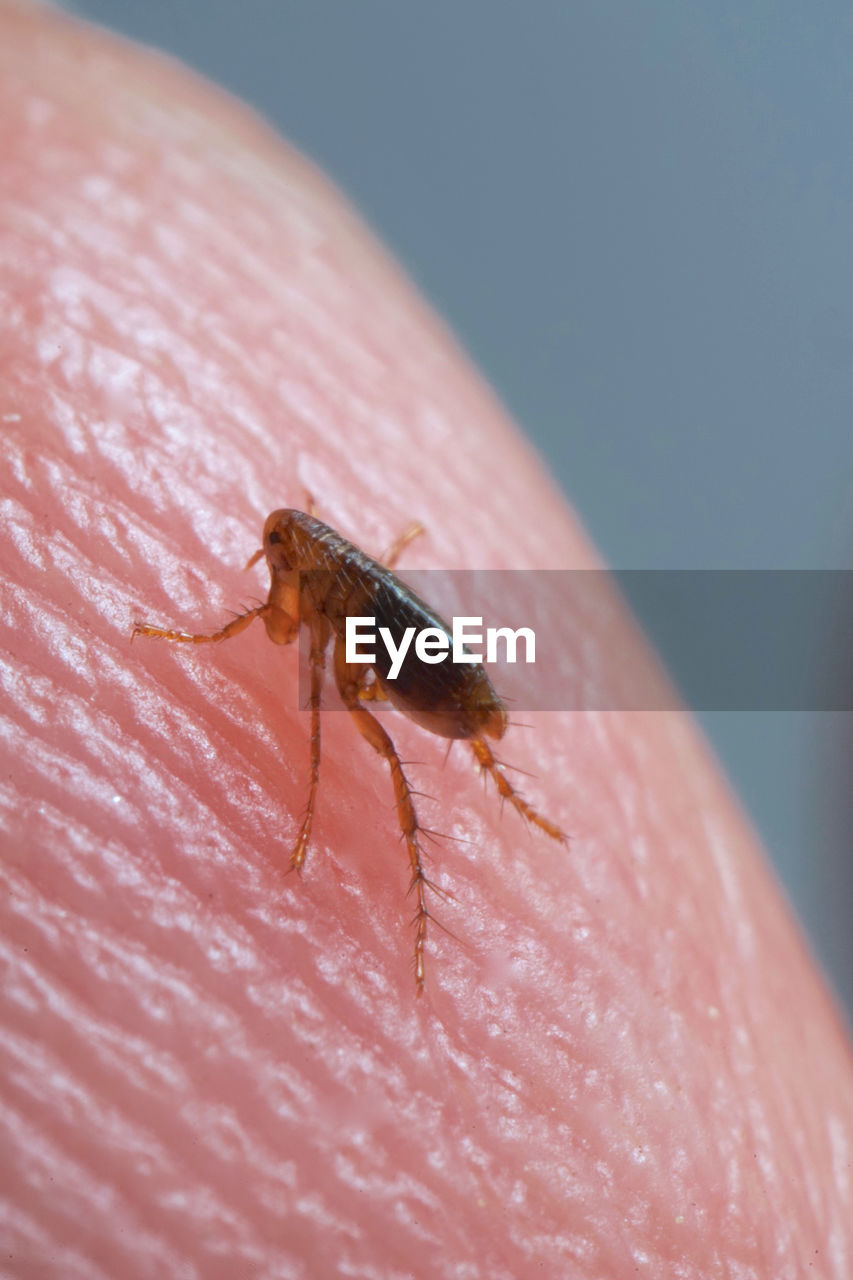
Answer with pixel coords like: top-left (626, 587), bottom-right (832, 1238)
top-left (133, 507), bottom-right (565, 991)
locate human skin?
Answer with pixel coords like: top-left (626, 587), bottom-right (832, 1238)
top-left (2, 4), bottom-right (853, 1277)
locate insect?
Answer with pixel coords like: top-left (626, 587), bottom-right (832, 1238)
top-left (133, 507), bottom-right (566, 991)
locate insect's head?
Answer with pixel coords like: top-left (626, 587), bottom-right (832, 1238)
top-left (262, 509), bottom-right (296, 571)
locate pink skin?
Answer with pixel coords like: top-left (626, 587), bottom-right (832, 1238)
top-left (2, 4), bottom-right (853, 1276)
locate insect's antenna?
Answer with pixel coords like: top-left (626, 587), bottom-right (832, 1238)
top-left (244, 548), bottom-right (264, 571)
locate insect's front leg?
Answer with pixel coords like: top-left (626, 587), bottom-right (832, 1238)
top-left (260, 606), bottom-right (299, 646)
top-left (131, 604), bottom-right (271, 646)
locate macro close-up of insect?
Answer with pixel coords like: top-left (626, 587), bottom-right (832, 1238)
top-left (133, 506), bottom-right (566, 990)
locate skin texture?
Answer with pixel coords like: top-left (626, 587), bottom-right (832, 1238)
top-left (2, 4), bottom-right (853, 1277)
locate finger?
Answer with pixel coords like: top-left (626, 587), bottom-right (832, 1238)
top-left (2, 6), bottom-right (851, 1278)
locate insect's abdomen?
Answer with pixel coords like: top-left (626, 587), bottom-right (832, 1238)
top-left (337, 565), bottom-right (506, 741)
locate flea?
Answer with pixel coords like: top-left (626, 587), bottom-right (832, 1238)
top-left (133, 508), bottom-right (565, 991)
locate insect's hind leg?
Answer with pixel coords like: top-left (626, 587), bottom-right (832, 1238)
top-left (470, 737), bottom-right (567, 843)
top-left (333, 638), bottom-right (433, 992)
top-left (289, 624), bottom-right (328, 874)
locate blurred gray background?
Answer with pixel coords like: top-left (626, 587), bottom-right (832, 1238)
top-left (67, 0), bottom-right (853, 1017)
